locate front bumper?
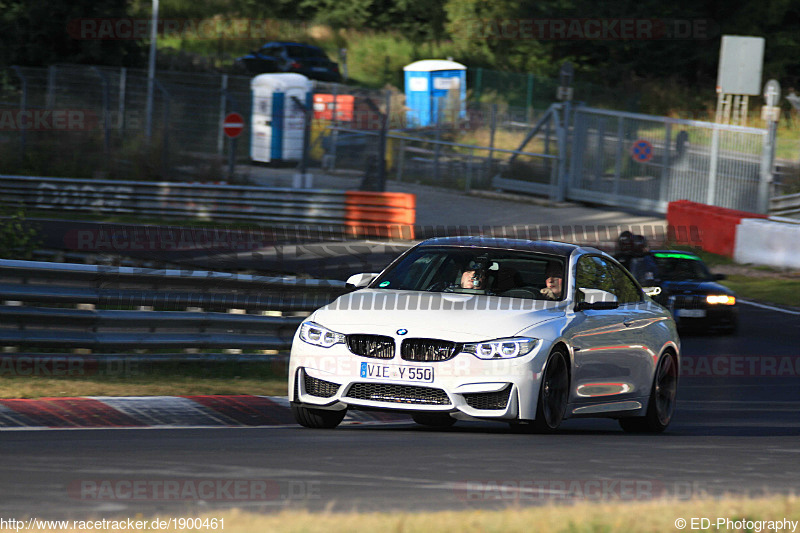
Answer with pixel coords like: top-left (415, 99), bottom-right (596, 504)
top-left (672, 305), bottom-right (738, 331)
top-left (289, 340), bottom-right (548, 421)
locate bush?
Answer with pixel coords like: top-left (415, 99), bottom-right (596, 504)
top-left (0, 209), bottom-right (41, 259)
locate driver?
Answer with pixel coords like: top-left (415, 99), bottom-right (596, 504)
top-left (460, 269), bottom-right (487, 289)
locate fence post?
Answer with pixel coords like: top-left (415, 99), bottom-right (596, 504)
top-left (327, 84), bottom-right (338, 171)
top-left (91, 67), bottom-right (111, 159)
top-left (659, 122), bottom-right (672, 207)
top-left (465, 148), bottom-right (473, 192)
top-left (376, 90), bottom-right (390, 191)
top-left (434, 99), bottom-right (442, 184)
top-left (544, 113), bottom-right (551, 155)
top-left (526, 73), bottom-right (534, 123)
top-left (758, 118), bottom-right (778, 214)
top-left (155, 79), bottom-right (170, 175)
top-left (558, 103), bottom-right (572, 202)
top-left (46, 65), bottom-right (56, 109)
top-left (488, 104), bottom-right (497, 185)
top-left (11, 67), bottom-right (27, 161)
top-left (706, 125), bottom-right (720, 205)
top-left (217, 74), bottom-right (228, 157)
top-left (118, 67), bottom-right (127, 136)
top-left (613, 116), bottom-right (624, 201)
top-left (474, 68), bottom-right (483, 102)
top-left (396, 138), bottom-right (405, 182)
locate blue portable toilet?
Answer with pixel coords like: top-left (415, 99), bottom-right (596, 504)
top-left (404, 59), bottom-right (467, 127)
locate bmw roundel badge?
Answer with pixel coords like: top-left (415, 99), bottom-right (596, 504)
top-left (396, 328), bottom-right (408, 336)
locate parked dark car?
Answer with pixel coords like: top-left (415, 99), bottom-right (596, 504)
top-left (644, 250), bottom-right (738, 335)
top-left (235, 42), bottom-right (341, 82)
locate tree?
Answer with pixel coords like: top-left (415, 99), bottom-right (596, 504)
top-left (1, 0), bottom-right (144, 68)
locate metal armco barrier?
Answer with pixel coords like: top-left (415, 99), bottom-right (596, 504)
top-left (0, 175), bottom-right (416, 236)
top-left (0, 259), bottom-right (350, 357)
top-left (770, 192), bottom-right (800, 218)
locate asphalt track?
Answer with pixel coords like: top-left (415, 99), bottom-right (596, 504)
top-left (1, 301), bottom-right (799, 518)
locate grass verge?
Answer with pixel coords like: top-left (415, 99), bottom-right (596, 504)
top-left (718, 275), bottom-right (800, 308)
top-left (668, 245), bottom-right (800, 308)
top-left (51, 496), bottom-right (800, 532)
top-left (0, 361), bottom-right (288, 399)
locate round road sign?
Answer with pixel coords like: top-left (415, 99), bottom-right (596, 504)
top-left (223, 112), bottom-right (244, 138)
top-left (631, 139), bottom-right (653, 162)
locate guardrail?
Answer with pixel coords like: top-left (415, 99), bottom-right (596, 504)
top-left (0, 259), bottom-right (350, 358)
top-left (770, 192), bottom-right (800, 218)
top-left (0, 174), bottom-right (416, 237)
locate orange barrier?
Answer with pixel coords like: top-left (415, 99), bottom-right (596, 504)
top-left (344, 191), bottom-right (416, 239)
top-left (666, 200), bottom-right (767, 257)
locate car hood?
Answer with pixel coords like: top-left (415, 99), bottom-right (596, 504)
top-left (311, 289), bottom-right (566, 340)
top-left (661, 280), bottom-right (734, 295)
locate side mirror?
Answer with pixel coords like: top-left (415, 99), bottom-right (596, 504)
top-left (575, 301), bottom-right (620, 312)
top-left (714, 273), bottom-right (726, 281)
top-left (643, 286), bottom-right (662, 297)
top-left (346, 272), bottom-right (380, 289)
top-left (575, 288), bottom-right (619, 311)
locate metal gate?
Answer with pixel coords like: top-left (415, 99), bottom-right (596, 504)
top-left (566, 107), bottom-right (769, 213)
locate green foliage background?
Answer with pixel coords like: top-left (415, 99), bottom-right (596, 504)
top-left (3, 0), bottom-right (800, 105)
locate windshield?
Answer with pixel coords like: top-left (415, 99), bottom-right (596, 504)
top-left (652, 253), bottom-right (713, 281)
top-left (286, 45), bottom-right (327, 59)
top-left (371, 246), bottom-right (567, 300)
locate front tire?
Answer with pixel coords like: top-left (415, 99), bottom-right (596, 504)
top-left (532, 348), bottom-right (570, 433)
top-left (412, 413), bottom-right (456, 427)
top-left (291, 402), bottom-right (346, 429)
top-left (619, 352), bottom-right (678, 434)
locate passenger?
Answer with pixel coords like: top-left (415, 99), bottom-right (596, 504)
top-left (540, 263), bottom-right (563, 300)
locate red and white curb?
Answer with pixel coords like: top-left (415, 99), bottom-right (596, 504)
top-left (0, 395), bottom-right (409, 429)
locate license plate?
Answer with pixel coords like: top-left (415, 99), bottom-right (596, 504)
top-left (359, 362), bottom-right (433, 383)
top-left (312, 67), bottom-right (327, 72)
top-left (677, 309), bottom-right (706, 318)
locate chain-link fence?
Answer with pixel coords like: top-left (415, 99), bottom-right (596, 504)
top-left (468, 67), bottom-right (641, 114)
top-left (0, 64), bottom-right (568, 192)
top-left (313, 84), bottom-right (558, 192)
top-left (0, 64), bottom-right (253, 182)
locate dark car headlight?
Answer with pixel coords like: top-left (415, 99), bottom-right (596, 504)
top-left (460, 337), bottom-right (539, 359)
top-left (706, 295), bottom-right (736, 305)
top-left (298, 321), bottom-right (346, 348)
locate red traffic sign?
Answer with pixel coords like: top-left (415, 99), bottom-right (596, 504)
top-left (223, 112), bottom-right (244, 138)
top-left (631, 139), bottom-right (653, 162)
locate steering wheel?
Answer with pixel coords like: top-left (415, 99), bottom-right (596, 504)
top-left (501, 288), bottom-right (538, 298)
top-left (427, 281), bottom-right (451, 292)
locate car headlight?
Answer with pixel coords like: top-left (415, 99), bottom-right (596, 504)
top-left (298, 321), bottom-right (346, 348)
top-left (706, 294), bottom-right (736, 305)
top-left (460, 337), bottom-right (539, 359)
